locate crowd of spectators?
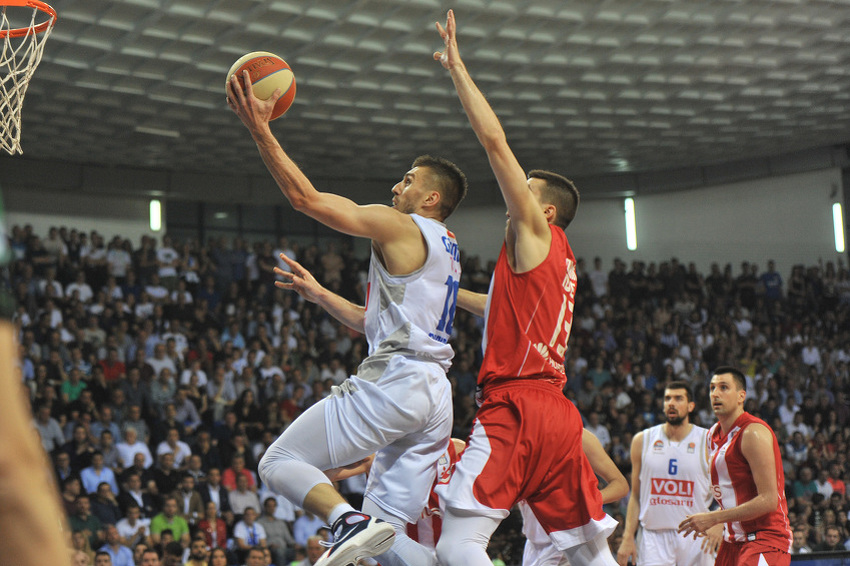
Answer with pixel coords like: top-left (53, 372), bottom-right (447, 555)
top-left (3, 222), bottom-right (850, 565)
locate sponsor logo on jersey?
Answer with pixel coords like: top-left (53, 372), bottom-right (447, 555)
top-left (687, 442), bottom-right (696, 453)
top-left (650, 478), bottom-right (696, 507)
top-left (651, 478), bottom-right (694, 497)
top-left (653, 440), bottom-right (664, 452)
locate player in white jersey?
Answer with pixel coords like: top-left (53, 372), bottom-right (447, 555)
top-left (228, 74), bottom-right (467, 566)
top-left (617, 381), bottom-right (722, 566)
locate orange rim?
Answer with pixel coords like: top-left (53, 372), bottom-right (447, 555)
top-left (0, 0), bottom-right (57, 39)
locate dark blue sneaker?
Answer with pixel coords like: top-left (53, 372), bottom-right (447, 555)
top-left (315, 511), bottom-right (396, 566)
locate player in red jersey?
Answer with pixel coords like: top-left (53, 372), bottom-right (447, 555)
top-left (678, 366), bottom-right (792, 566)
top-left (433, 10), bottom-right (617, 566)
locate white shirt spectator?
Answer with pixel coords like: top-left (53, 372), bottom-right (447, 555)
top-left (116, 440), bottom-right (153, 469)
top-left (180, 366), bottom-right (208, 387)
top-left (257, 488), bottom-right (298, 522)
top-left (157, 246), bottom-right (180, 278)
top-left (156, 440), bottom-right (192, 468)
top-left (233, 520), bottom-right (267, 547)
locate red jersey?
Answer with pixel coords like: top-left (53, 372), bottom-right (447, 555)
top-left (709, 412), bottom-right (792, 552)
top-left (478, 225), bottom-right (577, 389)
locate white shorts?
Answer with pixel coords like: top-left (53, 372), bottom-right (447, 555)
top-left (637, 528), bottom-right (715, 566)
top-left (270, 354), bottom-right (452, 524)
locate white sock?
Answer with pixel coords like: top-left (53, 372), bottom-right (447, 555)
top-left (328, 503), bottom-right (358, 527)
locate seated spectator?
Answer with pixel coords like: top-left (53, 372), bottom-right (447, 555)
top-left (34, 402), bottom-right (65, 453)
top-left (90, 481), bottom-right (123, 526)
top-left (193, 430), bottom-right (223, 472)
top-left (258, 497), bottom-right (296, 566)
top-left (199, 467), bottom-right (233, 524)
top-left (115, 504), bottom-right (151, 548)
top-left (81, 451), bottom-right (119, 495)
top-left (98, 524), bottom-right (134, 566)
top-left (222, 454), bottom-right (255, 492)
top-left (171, 473), bottom-right (204, 527)
top-left (63, 422), bottom-right (97, 473)
top-left (198, 501), bottom-right (228, 550)
top-left (55, 451), bottom-right (76, 483)
top-left (785, 431), bottom-right (809, 465)
top-left (180, 359), bottom-right (208, 388)
top-left (794, 466), bottom-right (819, 499)
top-left (814, 525), bottom-right (846, 552)
top-left (69, 494), bottom-right (105, 549)
top-left (229, 473), bottom-right (261, 518)
top-left (172, 387), bottom-right (202, 435)
top-left (98, 430), bottom-right (121, 471)
top-left (150, 368), bottom-right (177, 418)
top-left (116, 427), bottom-right (153, 470)
top-left (147, 452), bottom-right (180, 497)
top-left (62, 475), bottom-right (84, 516)
top-left (233, 507), bottom-right (267, 563)
top-left (161, 541), bottom-right (185, 566)
top-left (183, 537), bottom-right (209, 566)
top-left (99, 348), bottom-right (126, 383)
top-left (150, 496), bottom-right (190, 548)
top-left (155, 427), bottom-right (192, 470)
top-left (292, 512), bottom-right (324, 550)
top-left (118, 471), bottom-right (157, 519)
top-left (71, 531), bottom-right (96, 566)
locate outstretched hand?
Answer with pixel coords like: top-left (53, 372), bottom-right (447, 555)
top-left (226, 70), bottom-right (281, 132)
top-left (274, 253), bottom-right (325, 304)
top-left (433, 9), bottom-right (460, 69)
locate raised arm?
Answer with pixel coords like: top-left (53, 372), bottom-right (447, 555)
top-left (275, 255), bottom-right (365, 334)
top-left (435, 10), bottom-right (551, 269)
top-left (226, 73), bottom-right (416, 247)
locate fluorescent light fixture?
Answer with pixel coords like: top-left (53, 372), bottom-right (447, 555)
top-left (625, 197), bottom-right (637, 251)
top-left (150, 199), bottom-right (162, 231)
top-left (134, 125), bottom-right (181, 138)
top-left (834, 202), bottom-right (845, 253)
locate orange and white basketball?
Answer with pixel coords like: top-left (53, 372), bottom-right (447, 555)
top-left (226, 51), bottom-right (296, 120)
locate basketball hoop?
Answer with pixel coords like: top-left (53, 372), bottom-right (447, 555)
top-left (1, 0), bottom-right (57, 155)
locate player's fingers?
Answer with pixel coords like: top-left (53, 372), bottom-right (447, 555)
top-left (433, 51), bottom-right (443, 61)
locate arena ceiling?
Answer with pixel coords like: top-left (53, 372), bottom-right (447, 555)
top-left (7, 0), bottom-right (850, 187)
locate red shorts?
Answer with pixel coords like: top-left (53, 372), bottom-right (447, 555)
top-left (438, 380), bottom-right (609, 546)
top-left (716, 540), bottom-right (790, 566)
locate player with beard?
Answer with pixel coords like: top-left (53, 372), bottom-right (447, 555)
top-left (617, 381), bottom-right (722, 566)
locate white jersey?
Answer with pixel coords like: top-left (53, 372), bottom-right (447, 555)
top-left (360, 214), bottom-right (461, 376)
top-left (638, 424), bottom-right (712, 531)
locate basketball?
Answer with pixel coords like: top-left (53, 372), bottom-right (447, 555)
top-left (226, 51), bottom-right (296, 120)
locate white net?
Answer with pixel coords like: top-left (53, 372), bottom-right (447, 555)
top-left (0, 2), bottom-right (56, 155)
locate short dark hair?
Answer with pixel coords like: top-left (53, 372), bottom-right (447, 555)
top-left (711, 366), bottom-right (746, 390)
top-left (665, 380), bottom-right (693, 402)
top-left (165, 541), bottom-right (184, 556)
top-left (528, 170), bottom-right (580, 229)
top-left (412, 155), bottom-right (467, 220)
top-left (95, 550), bottom-right (111, 560)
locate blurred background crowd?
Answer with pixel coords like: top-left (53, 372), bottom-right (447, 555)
top-left (3, 223), bottom-right (849, 565)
